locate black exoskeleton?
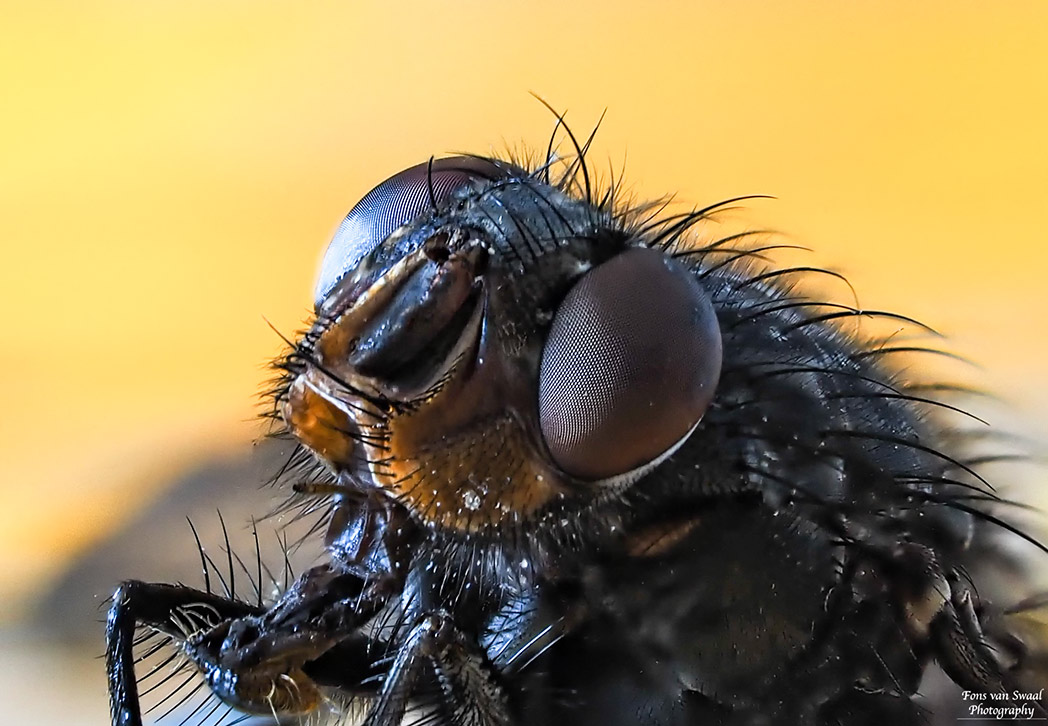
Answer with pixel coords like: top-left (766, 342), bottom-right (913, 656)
top-left (107, 122), bottom-right (1047, 726)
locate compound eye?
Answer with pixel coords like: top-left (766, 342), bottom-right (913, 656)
top-left (538, 247), bottom-right (722, 481)
top-left (314, 156), bottom-right (518, 304)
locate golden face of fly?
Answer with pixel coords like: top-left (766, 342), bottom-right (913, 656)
top-left (280, 157), bottom-right (722, 532)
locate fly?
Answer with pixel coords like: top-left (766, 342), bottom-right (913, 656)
top-left (106, 118), bottom-right (1047, 726)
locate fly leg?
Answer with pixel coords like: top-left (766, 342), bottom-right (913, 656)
top-left (929, 572), bottom-right (1006, 693)
top-left (185, 563), bottom-right (396, 717)
top-left (889, 543), bottom-right (1047, 716)
top-left (107, 564), bottom-right (396, 726)
top-left (364, 613), bottom-right (511, 726)
top-left (886, 543), bottom-right (1005, 690)
top-left (106, 581), bottom-right (263, 726)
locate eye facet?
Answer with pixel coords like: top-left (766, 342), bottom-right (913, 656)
top-left (538, 247), bottom-right (722, 481)
top-left (314, 156), bottom-right (518, 304)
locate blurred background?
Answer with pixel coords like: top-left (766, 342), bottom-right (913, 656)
top-left (2, 2), bottom-right (1047, 723)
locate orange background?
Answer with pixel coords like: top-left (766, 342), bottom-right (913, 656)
top-left (3, 1), bottom-right (1048, 626)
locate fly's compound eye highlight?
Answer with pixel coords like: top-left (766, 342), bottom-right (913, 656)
top-left (538, 247), bottom-right (722, 481)
top-left (314, 155), bottom-right (518, 304)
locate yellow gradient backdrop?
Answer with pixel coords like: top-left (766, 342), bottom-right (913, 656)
top-left (2, 2), bottom-right (1047, 620)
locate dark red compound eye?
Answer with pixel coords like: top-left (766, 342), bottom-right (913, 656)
top-left (538, 247), bottom-right (722, 481)
top-left (314, 156), bottom-right (519, 304)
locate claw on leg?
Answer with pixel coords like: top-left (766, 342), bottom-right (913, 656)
top-left (106, 580), bottom-right (263, 726)
top-left (106, 567), bottom-right (392, 726)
